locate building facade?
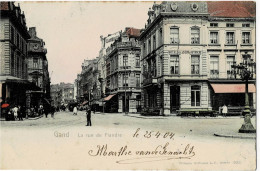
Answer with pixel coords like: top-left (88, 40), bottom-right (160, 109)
top-left (27, 27), bottom-right (51, 108)
top-left (0, 2), bottom-right (30, 106)
top-left (105, 27), bottom-right (141, 113)
top-left (140, 1), bottom-right (256, 115)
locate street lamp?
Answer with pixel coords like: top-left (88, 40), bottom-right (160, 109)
top-left (231, 52), bottom-right (256, 133)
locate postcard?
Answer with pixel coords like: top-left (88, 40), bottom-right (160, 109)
top-left (0, 1), bottom-right (256, 170)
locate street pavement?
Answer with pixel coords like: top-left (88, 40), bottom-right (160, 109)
top-left (0, 111), bottom-right (256, 170)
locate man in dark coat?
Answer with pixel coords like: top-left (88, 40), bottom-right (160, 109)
top-left (86, 105), bottom-right (92, 126)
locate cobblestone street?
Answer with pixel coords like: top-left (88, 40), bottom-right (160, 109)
top-left (0, 111), bottom-right (256, 170)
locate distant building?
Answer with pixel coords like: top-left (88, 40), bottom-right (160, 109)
top-left (27, 27), bottom-right (50, 108)
top-left (50, 82), bottom-right (74, 107)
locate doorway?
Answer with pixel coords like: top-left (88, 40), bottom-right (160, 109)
top-left (170, 86), bottom-right (180, 113)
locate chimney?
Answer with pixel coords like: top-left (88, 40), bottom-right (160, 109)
top-left (29, 27), bottom-right (36, 38)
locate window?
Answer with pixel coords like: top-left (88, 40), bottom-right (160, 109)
top-left (159, 28), bottom-right (163, 45)
top-left (148, 39), bottom-right (151, 53)
top-left (242, 32), bottom-right (250, 44)
top-left (226, 23), bottom-right (234, 27)
top-left (210, 23), bottom-right (218, 27)
top-left (136, 55), bottom-right (140, 67)
top-left (123, 55), bottom-right (128, 66)
top-left (242, 23), bottom-right (250, 27)
top-left (11, 26), bottom-right (14, 43)
top-left (136, 74), bottom-right (140, 87)
top-left (170, 55), bottom-right (179, 74)
top-left (16, 33), bottom-right (20, 48)
top-left (123, 74), bottom-right (128, 87)
top-left (191, 55), bottom-right (200, 74)
top-left (153, 35), bottom-right (156, 50)
top-left (210, 56), bottom-right (219, 78)
top-left (191, 86), bottom-right (200, 106)
top-left (210, 32), bottom-right (218, 44)
top-left (11, 50), bottom-right (14, 76)
top-left (226, 56), bottom-right (235, 78)
top-left (33, 58), bottom-right (38, 68)
top-left (191, 27), bottom-right (200, 44)
top-left (226, 32), bottom-right (235, 44)
top-left (143, 42), bottom-right (146, 56)
top-left (170, 27), bottom-right (179, 44)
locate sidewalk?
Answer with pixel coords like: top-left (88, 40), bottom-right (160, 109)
top-left (214, 131), bottom-right (256, 139)
top-left (124, 113), bottom-right (174, 119)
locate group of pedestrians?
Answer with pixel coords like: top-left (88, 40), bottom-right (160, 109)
top-left (4, 105), bottom-right (26, 121)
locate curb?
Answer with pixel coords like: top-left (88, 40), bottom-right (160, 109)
top-left (214, 133), bottom-right (256, 139)
top-left (125, 114), bottom-right (169, 119)
top-left (27, 115), bottom-right (44, 120)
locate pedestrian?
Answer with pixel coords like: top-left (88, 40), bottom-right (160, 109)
top-left (44, 105), bottom-right (49, 118)
top-left (86, 105), bottom-right (92, 126)
top-left (13, 105), bottom-right (18, 121)
top-left (222, 104), bottom-right (228, 117)
top-left (51, 106), bottom-right (55, 118)
top-left (73, 106), bottom-right (77, 115)
top-left (18, 105), bottom-right (23, 121)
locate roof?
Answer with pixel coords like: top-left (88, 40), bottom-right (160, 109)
top-left (126, 28), bottom-right (141, 38)
top-left (0, 2), bottom-right (9, 11)
top-left (207, 1), bottom-right (255, 18)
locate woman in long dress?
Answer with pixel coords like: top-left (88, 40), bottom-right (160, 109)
top-left (73, 106), bottom-right (77, 115)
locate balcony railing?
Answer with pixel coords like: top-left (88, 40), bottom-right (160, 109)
top-left (106, 41), bottom-right (140, 55)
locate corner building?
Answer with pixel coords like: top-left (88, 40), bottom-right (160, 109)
top-left (140, 1), bottom-right (256, 115)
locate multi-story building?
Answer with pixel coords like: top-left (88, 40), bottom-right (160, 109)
top-left (50, 84), bottom-right (62, 107)
top-left (0, 2), bottom-right (30, 106)
top-left (50, 82), bottom-right (74, 107)
top-left (98, 32), bottom-right (121, 99)
top-left (105, 27), bottom-right (141, 113)
top-left (140, 1), bottom-right (256, 115)
top-left (27, 27), bottom-right (50, 108)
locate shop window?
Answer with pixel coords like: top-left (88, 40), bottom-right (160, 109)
top-left (191, 85), bottom-right (200, 106)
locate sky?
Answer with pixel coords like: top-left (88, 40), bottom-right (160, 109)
top-left (18, 1), bottom-right (154, 84)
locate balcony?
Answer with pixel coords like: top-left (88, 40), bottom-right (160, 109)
top-left (106, 41), bottom-right (140, 55)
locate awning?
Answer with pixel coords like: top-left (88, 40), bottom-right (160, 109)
top-left (104, 94), bottom-right (116, 101)
top-left (81, 101), bottom-right (88, 106)
top-left (211, 84), bottom-right (256, 93)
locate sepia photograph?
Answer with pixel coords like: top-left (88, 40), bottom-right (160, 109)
top-left (0, 0), bottom-right (257, 170)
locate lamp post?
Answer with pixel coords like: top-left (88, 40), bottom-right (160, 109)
top-left (231, 52), bottom-right (256, 133)
top-left (124, 66), bottom-right (128, 115)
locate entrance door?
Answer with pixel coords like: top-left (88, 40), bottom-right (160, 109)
top-left (170, 86), bottom-right (180, 113)
top-left (122, 96), bottom-right (129, 112)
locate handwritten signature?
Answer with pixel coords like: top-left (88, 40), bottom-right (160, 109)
top-left (88, 142), bottom-right (195, 164)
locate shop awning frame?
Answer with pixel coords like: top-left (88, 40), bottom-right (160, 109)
top-left (210, 83), bottom-right (256, 93)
